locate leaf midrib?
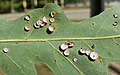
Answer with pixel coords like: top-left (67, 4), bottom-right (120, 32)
top-left (0, 35), bottom-right (120, 43)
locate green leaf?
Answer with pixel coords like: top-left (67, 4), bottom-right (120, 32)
top-left (0, 3), bottom-right (120, 75)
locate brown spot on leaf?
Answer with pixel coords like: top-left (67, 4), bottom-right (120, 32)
top-left (109, 51), bottom-right (112, 55)
top-left (0, 70), bottom-right (6, 75)
top-left (35, 63), bottom-right (54, 75)
top-left (108, 63), bottom-right (120, 75)
top-left (98, 56), bottom-right (102, 63)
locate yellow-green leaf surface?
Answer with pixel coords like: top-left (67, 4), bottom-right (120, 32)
top-left (0, 3), bottom-right (120, 75)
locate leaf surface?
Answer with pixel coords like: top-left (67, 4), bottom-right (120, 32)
top-left (0, 3), bottom-right (120, 75)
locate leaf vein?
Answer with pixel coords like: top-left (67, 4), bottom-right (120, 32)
top-left (46, 41), bottom-right (85, 75)
top-left (0, 51), bottom-right (27, 75)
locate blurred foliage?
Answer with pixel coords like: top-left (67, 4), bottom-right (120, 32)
top-left (12, 0), bottom-right (24, 12)
top-left (0, 0), bottom-right (10, 13)
top-left (25, 0), bottom-right (54, 9)
top-left (36, 0), bottom-right (54, 8)
top-left (0, 0), bottom-right (23, 13)
top-left (0, 0), bottom-right (119, 13)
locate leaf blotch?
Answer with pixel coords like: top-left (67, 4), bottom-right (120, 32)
top-left (35, 63), bottom-right (54, 75)
top-left (0, 70), bottom-right (6, 75)
top-left (108, 63), bottom-right (120, 75)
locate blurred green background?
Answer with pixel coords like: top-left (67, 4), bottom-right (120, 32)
top-left (0, 0), bottom-right (119, 13)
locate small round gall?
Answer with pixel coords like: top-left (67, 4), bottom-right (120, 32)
top-left (3, 48), bottom-right (9, 53)
top-left (24, 25), bottom-right (31, 32)
top-left (66, 42), bottom-right (75, 48)
top-left (79, 48), bottom-right (86, 54)
top-left (113, 14), bottom-right (118, 18)
top-left (48, 25), bottom-right (55, 33)
top-left (49, 18), bottom-right (55, 23)
top-left (72, 58), bottom-right (78, 62)
top-left (33, 23), bottom-right (40, 29)
top-left (85, 50), bottom-right (91, 56)
top-left (89, 51), bottom-right (99, 60)
top-left (60, 43), bottom-right (68, 51)
top-left (42, 16), bottom-right (48, 23)
top-left (24, 15), bottom-right (30, 21)
top-left (36, 20), bottom-right (45, 27)
top-left (50, 11), bottom-right (56, 18)
top-left (63, 49), bottom-right (70, 56)
top-left (113, 22), bottom-right (118, 26)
